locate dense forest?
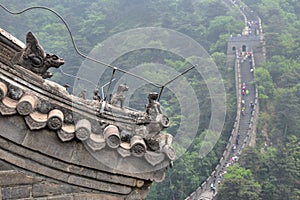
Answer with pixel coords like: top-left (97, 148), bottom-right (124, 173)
top-left (0, 0), bottom-right (299, 199)
top-left (217, 0), bottom-right (300, 199)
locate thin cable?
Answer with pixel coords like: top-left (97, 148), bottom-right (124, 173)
top-left (0, 4), bottom-right (161, 88)
top-left (58, 68), bottom-right (98, 88)
top-left (157, 65), bottom-right (196, 101)
top-left (162, 65), bottom-right (196, 87)
top-left (0, 4), bottom-right (198, 101)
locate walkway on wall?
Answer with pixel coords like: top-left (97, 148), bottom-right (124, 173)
top-left (185, 47), bottom-right (259, 200)
top-left (185, 0), bottom-right (263, 199)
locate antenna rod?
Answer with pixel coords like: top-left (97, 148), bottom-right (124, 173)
top-left (0, 4), bottom-right (161, 88)
top-left (104, 68), bottom-right (116, 100)
top-left (163, 65), bottom-right (196, 87)
top-left (101, 78), bottom-right (115, 99)
top-left (157, 65), bottom-right (196, 101)
top-left (0, 4), bottom-right (198, 101)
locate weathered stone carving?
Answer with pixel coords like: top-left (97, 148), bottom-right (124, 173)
top-left (25, 112), bottom-right (47, 130)
top-left (0, 28), bottom-right (175, 199)
top-left (131, 135), bottom-right (147, 157)
top-left (75, 119), bottom-right (91, 141)
top-left (146, 92), bottom-right (170, 130)
top-left (57, 124), bottom-right (75, 142)
top-left (110, 83), bottom-right (129, 108)
top-left (0, 97), bottom-right (18, 115)
top-left (0, 31), bottom-right (175, 165)
top-left (47, 109), bottom-right (64, 130)
top-left (16, 95), bottom-right (36, 115)
top-left (0, 78), bottom-right (175, 167)
top-left (146, 93), bottom-right (161, 117)
top-left (93, 89), bottom-right (101, 101)
top-left (12, 32), bottom-right (64, 78)
top-left (7, 84), bottom-right (23, 100)
top-left (104, 125), bottom-right (121, 148)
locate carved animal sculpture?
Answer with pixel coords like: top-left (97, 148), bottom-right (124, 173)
top-left (12, 32), bottom-right (64, 78)
top-left (110, 84), bottom-right (129, 108)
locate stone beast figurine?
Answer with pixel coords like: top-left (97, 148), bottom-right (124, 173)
top-left (12, 32), bottom-right (64, 78)
top-left (110, 84), bottom-right (129, 108)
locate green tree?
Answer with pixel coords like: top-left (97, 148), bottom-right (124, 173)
top-left (217, 163), bottom-right (262, 200)
top-left (254, 67), bottom-right (275, 101)
top-left (240, 136), bottom-right (300, 200)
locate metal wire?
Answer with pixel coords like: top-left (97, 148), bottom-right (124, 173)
top-left (0, 4), bottom-right (196, 101)
top-left (0, 4), bottom-right (161, 88)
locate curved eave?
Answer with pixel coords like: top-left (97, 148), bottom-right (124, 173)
top-left (0, 28), bottom-right (175, 190)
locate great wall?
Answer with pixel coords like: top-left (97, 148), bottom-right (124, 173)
top-left (185, 0), bottom-right (266, 199)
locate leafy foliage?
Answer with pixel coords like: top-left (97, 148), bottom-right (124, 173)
top-left (217, 163), bottom-right (262, 200)
top-left (1, 0), bottom-right (299, 199)
top-left (0, 1), bottom-right (240, 199)
top-left (219, 1), bottom-right (300, 199)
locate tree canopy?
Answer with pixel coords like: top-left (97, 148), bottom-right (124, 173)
top-left (0, 0), bottom-right (299, 199)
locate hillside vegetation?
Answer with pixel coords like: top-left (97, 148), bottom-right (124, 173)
top-left (217, 0), bottom-right (300, 199)
top-left (0, 0), bottom-right (299, 199)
